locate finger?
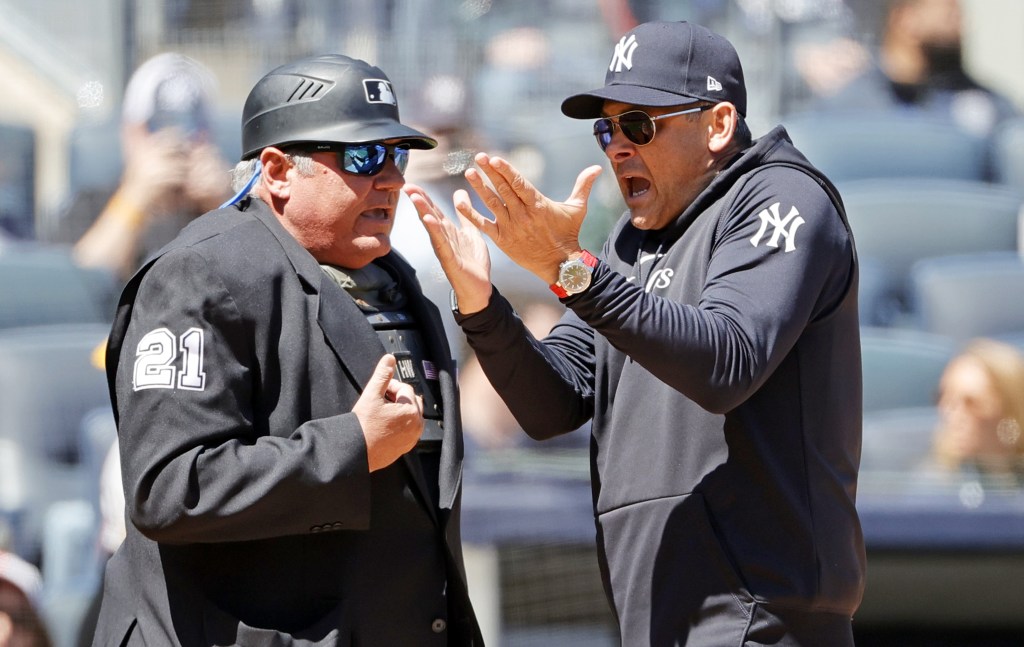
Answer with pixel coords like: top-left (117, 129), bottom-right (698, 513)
top-left (485, 156), bottom-right (544, 208)
top-left (566, 165), bottom-right (604, 207)
top-left (472, 157), bottom-right (525, 211)
top-left (463, 167), bottom-right (508, 220)
top-left (454, 189), bottom-right (498, 239)
top-left (366, 354), bottom-right (397, 398)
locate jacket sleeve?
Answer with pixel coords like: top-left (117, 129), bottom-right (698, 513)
top-left (456, 287), bottom-right (596, 439)
top-left (112, 247), bottom-right (371, 544)
top-left (566, 168), bottom-right (855, 413)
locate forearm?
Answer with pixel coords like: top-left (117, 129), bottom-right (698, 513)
top-left (123, 412), bottom-right (372, 544)
top-left (73, 189), bottom-right (149, 278)
top-left (457, 288), bottom-right (595, 437)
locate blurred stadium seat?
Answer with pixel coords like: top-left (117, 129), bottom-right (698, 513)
top-left (991, 115), bottom-right (1024, 192)
top-left (0, 121), bottom-right (36, 239)
top-left (0, 323), bottom-right (113, 564)
top-left (0, 243), bottom-right (118, 329)
top-left (841, 178), bottom-right (1023, 325)
top-left (783, 111), bottom-right (989, 184)
top-left (860, 326), bottom-right (956, 413)
top-left (910, 251), bottom-right (1024, 344)
top-left (860, 406), bottom-right (939, 475)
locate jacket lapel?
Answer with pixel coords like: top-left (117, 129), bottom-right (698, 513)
top-left (378, 256), bottom-right (463, 514)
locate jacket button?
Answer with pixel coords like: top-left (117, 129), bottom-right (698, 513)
top-left (310, 525), bottom-right (321, 533)
top-left (431, 618), bottom-right (446, 633)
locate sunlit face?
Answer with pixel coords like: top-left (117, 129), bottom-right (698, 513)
top-left (278, 145), bottom-right (406, 269)
top-left (936, 355), bottom-right (1007, 461)
top-left (600, 101), bottom-right (717, 231)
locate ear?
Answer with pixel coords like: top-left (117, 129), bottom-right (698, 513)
top-left (259, 147), bottom-right (293, 200)
top-left (707, 102), bottom-right (737, 154)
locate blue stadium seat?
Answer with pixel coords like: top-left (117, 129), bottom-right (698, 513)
top-left (0, 323), bottom-right (113, 563)
top-left (991, 115), bottom-right (1024, 192)
top-left (0, 243), bottom-right (118, 330)
top-left (0, 122), bottom-right (36, 238)
top-left (783, 111), bottom-right (989, 184)
top-left (910, 252), bottom-right (1024, 344)
top-left (841, 179), bottom-right (1023, 325)
top-left (860, 326), bottom-right (956, 413)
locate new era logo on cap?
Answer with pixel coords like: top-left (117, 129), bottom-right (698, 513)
top-left (707, 76), bottom-right (723, 92)
top-left (363, 79), bottom-right (396, 105)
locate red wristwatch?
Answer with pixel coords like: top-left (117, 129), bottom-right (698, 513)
top-left (549, 250), bottom-right (598, 298)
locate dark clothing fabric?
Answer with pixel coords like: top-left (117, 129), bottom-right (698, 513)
top-left (457, 126), bottom-right (865, 645)
top-left (94, 197), bottom-right (482, 645)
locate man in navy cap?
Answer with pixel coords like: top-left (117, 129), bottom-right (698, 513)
top-left (92, 54), bottom-right (483, 645)
top-left (408, 20), bottom-right (865, 645)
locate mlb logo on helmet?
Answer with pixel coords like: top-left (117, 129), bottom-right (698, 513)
top-left (364, 79), bottom-right (397, 106)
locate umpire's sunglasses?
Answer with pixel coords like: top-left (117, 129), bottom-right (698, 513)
top-left (311, 142), bottom-right (411, 176)
top-left (593, 104), bottom-right (713, 150)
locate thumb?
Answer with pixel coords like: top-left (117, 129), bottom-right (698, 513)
top-left (367, 354), bottom-right (397, 397)
top-left (566, 165), bottom-right (604, 207)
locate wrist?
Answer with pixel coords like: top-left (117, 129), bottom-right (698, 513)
top-left (549, 250), bottom-right (597, 299)
top-left (105, 189), bottom-right (148, 228)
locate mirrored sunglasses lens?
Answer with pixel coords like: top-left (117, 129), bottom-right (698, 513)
top-left (593, 119), bottom-right (614, 150)
top-left (392, 145), bottom-right (410, 174)
top-left (343, 144), bottom-right (387, 175)
top-left (618, 112), bottom-right (655, 145)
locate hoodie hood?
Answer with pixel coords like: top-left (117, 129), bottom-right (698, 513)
top-left (653, 125), bottom-right (841, 246)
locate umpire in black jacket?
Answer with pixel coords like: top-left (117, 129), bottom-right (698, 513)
top-left (92, 54), bottom-right (483, 646)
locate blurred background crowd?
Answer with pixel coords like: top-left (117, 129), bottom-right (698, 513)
top-left (2, 0), bottom-right (1024, 645)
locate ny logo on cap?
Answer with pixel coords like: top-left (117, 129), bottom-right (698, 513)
top-left (363, 79), bottom-right (397, 105)
top-left (609, 34), bottom-right (638, 73)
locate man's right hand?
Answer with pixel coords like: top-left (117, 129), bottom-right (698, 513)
top-left (353, 354), bottom-right (424, 472)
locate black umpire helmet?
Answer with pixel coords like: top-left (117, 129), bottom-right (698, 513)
top-left (240, 54), bottom-right (437, 160)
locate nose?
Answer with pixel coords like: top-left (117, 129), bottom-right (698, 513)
top-left (603, 129), bottom-right (637, 160)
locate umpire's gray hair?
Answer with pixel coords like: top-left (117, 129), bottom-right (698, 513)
top-left (230, 152), bottom-right (317, 195)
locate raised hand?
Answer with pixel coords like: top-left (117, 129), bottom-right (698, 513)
top-left (353, 354), bottom-right (424, 472)
top-left (404, 183), bottom-right (494, 314)
top-left (457, 153), bottom-right (602, 284)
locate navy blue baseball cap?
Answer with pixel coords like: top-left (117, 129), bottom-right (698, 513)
top-left (561, 21), bottom-right (747, 119)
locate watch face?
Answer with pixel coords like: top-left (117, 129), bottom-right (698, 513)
top-left (559, 260), bottom-right (592, 294)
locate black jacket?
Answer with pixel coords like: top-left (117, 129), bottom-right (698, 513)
top-left (459, 127), bottom-right (865, 645)
top-left (94, 197), bottom-right (482, 646)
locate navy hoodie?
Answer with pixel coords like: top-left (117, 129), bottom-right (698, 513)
top-left (458, 126), bottom-right (865, 643)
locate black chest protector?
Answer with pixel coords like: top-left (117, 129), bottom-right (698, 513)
top-left (321, 263), bottom-right (444, 449)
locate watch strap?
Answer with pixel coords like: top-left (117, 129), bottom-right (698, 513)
top-left (549, 250), bottom-right (598, 298)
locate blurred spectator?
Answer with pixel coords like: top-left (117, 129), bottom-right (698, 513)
top-left (47, 53), bottom-right (231, 282)
top-left (919, 338), bottom-right (1024, 488)
top-left (813, 0), bottom-right (1019, 138)
top-left (0, 550), bottom-right (52, 647)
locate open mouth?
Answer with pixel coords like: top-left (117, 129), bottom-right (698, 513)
top-left (626, 176), bottom-right (651, 198)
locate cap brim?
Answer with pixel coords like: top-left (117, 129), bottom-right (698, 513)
top-left (275, 119), bottom-right (438, 152)
top-left (561, 85), bottom-right (702, 119)
top-left (349, 119), bottom-right (438, 149)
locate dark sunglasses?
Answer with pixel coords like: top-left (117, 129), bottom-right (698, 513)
top-left (593, 105), bottom-right (713, 150)
top-left (309, 142), bottom-right (411, 176)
